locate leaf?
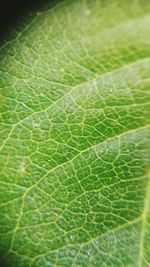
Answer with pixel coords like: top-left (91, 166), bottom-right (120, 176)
top-left (0, 0), bottom-right (150, 266)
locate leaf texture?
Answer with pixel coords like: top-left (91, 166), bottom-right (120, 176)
top-left (0, 0), bottom-right (150, 266)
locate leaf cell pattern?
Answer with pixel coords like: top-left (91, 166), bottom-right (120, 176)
top-left (0, 1), bottom-right (150, 266)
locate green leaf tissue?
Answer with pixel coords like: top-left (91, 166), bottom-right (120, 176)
top-left (0, 0), bottom-right (150, 266)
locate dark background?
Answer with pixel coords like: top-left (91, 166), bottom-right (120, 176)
top-left (0, 0), bottom-right (53, 37)
top-left (0, 0), bottom-right (31, 30)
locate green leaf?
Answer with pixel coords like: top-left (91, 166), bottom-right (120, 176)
top-left (0, 1), bottom-right (150, 266)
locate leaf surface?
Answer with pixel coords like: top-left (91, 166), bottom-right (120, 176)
top-left (0, 1), bottom-right (150, 266)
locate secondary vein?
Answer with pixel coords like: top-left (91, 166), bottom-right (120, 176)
top-left (139, 171), bottom-right (150, 266)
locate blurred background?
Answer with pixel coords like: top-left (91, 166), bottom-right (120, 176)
top-left (0, 0), bottom-right (29, 29)
top-left (0, 0), bottom-right (45, 33)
